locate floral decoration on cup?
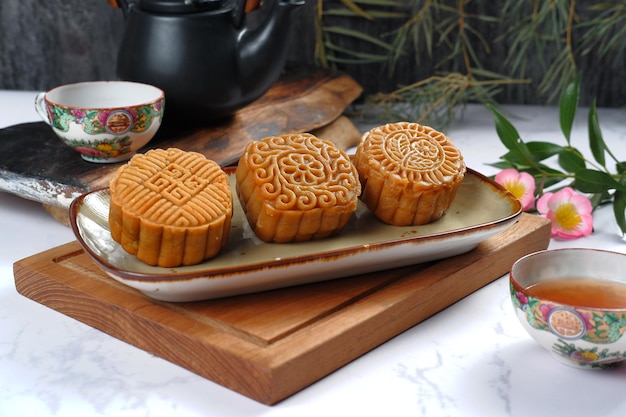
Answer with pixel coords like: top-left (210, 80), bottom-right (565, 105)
top-left (511, 282), bottom-right (626, 367)
top-left (46, 99), bottom-right (164, 161)
top-left (49, 100), bottom-right (163, 135)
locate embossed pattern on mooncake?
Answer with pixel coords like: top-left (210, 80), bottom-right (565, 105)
top-left (235, 133), bottom-right (361, 243)
top-left (354, 122), bottom-right (465, 226)
top-left (109, 148), bottom-right (232, 267)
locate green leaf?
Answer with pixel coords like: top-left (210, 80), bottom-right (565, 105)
top-left (588, 192), bottom-right (604, 209)
top-left (486, 104), bottom-right (521, 150)
top-left (526, 141), bottom-right (564, 161)
top-left (613, 190), bottom-right (626, 235)
top-left (559, 73), bottom-right (581, 144)
top-left (616, 161), bottom-right (626, 175)
top-left (574, 169), bottom-right (626, 193)
top-left (532, 165), bottom-right (570, 189)
top-left (540, 177), bottom-right (570, 190)
top-left (588, 99), bottom-right (607, 167)
top-left (486, 161), bottom-right (515, 170)
top-left (500, 151), bottom-right (533, 168)
top-left (558, 147), bottom-right (586, 173)
top-left (486, 104), bottom-right (536, 167)
top-left (593, 190), bottom-right (614, 206)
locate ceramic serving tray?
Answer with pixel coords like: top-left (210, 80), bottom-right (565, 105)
top-left (69, 167), bottom-right (522, 302)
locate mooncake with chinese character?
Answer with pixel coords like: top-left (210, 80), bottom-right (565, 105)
top-left (108, 148), bottom-right (232, 267)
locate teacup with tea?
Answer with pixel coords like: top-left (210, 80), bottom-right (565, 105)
top-left (510, 248), bottom-right (626, 369)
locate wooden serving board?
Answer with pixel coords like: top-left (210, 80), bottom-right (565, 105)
top-left (0, 67), bottom-right (363, 214)
top-left (13, 213), bottom-right (551, 404)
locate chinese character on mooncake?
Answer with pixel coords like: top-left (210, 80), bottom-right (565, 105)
top-left (109, 148), bottom-right (232, 267)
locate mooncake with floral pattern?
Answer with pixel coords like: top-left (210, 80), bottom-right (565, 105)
top-left (235, 133), bottom-right (361, 243)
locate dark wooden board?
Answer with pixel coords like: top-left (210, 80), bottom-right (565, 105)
top-left (13, 213), bottom-right (551, 405)
top-left (0, 68), bottom-right (363, 208)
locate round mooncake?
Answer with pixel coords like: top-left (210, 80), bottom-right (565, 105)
top-left (108, 148), bottom-right (232, 267)
top-left (354, 122), bottom-right (466, 226)
top-left (235, 133), bottom-right (361, 243)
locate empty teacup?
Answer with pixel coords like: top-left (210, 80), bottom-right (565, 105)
top-left (35, 81), bottom-right (164, 163)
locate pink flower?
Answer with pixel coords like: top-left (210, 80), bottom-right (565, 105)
top-left (536, 187), bottom-right (593, 239)
top-left (516, 291), bottom-right (529, 305)
top-left (98, 111), bottom-right (111, 127)
top-left (495, 168), bottom-right (536, 211)
top-left (71, 109), bottom-right (87, 122)
top-left (539, 303), bottom-right (553, 322)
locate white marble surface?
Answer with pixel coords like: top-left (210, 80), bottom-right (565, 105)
top-left (2, 90), bottom-right (626, 417)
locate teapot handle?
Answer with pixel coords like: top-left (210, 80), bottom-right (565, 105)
top-left (34, 92), bottom-right (52, 125)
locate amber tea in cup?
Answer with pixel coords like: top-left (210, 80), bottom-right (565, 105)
top-left (525, 278), bottom-right (626, 309)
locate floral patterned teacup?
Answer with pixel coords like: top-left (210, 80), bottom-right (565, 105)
top-left (510, 248), bottom-right (626, 369)
top-left (35, 81), bottom-right (164, 163)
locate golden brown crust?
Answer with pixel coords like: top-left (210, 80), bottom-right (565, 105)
top-left (235, 133), bottom-right (361, 243)
top-left (109, 148), bottom-right (232, 267)
top-left (354, 122), bottom-right (465, 226)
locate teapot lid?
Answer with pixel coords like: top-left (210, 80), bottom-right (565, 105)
top-left (139, 0), bottom-right (226, 13)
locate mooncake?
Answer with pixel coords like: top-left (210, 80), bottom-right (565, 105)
top-left (235, 133), bottom-right (361, 243)
top-left (108, 148), bottom-right (232, 267)
top-left (354, 122), bottom-right (465, 226)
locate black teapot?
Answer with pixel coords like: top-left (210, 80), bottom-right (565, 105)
top-left (110, 0), bottom-right (305, 123)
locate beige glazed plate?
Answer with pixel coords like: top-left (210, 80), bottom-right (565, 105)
top-left (70, 167), bottom-right (522, 302)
